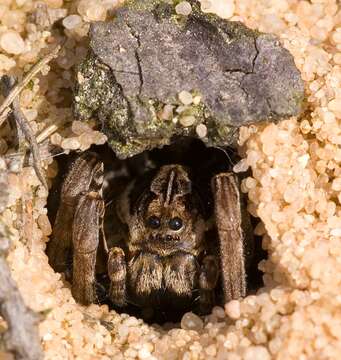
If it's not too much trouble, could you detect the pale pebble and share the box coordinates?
[50,133,62,146]
[61,137,81,150]
[181,312,204,331]
[71,120,92,135]
[175,1,192,16]
[0,31,25,55]
[200,0,235,19]
[180,115,196,127]
[195,124,207,138]
[233,158,249,173]
[193,95,202,105]
[160,104,174,120]
[62,15,82,30]
[225,300,241,319]
[0,54,16,71]
[178,90,193,105]
[78,0,107,21]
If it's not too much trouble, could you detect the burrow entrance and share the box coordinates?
[47,138,266,324]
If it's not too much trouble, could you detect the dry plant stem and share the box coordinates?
[12,96,48,189]
[1,76,48,189]
[0,45,61,126]
[36,124,59,144]
[0,44,62,189]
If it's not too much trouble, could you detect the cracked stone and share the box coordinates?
[73,0,304,159]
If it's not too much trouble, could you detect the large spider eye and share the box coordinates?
[146,216,161,229]
[168,217,183,231]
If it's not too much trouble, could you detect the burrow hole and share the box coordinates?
[47,138,266,324]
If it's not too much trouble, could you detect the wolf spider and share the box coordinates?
[47,145,253,316]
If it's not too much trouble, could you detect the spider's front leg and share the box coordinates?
[211,172,253,303]
[71,155,105,305]
[72,191,104,305]
[47,152,104,273]
[108,247,127,307]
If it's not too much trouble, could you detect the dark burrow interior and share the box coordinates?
[47,138,266,324]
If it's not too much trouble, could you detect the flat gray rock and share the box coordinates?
[74,0,304,159]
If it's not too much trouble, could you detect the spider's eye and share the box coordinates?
[168,217,183,231]
[146,216,161,229]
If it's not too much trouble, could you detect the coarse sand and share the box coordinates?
[1,0,341,359]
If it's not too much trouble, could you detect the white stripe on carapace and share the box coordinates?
[164,169,176,207]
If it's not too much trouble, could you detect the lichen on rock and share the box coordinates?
[74,0,304,159]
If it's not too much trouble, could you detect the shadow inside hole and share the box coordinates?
[47,139,266,324]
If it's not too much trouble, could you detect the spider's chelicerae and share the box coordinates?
[47,142,254,319]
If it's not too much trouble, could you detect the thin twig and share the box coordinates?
[36,124,58,144]
[1,76,48,189]
[0,45,61,126]
[13,96,48,189]
[4,148,68,162]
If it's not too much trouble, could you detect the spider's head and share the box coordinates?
[128,165,206,256]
